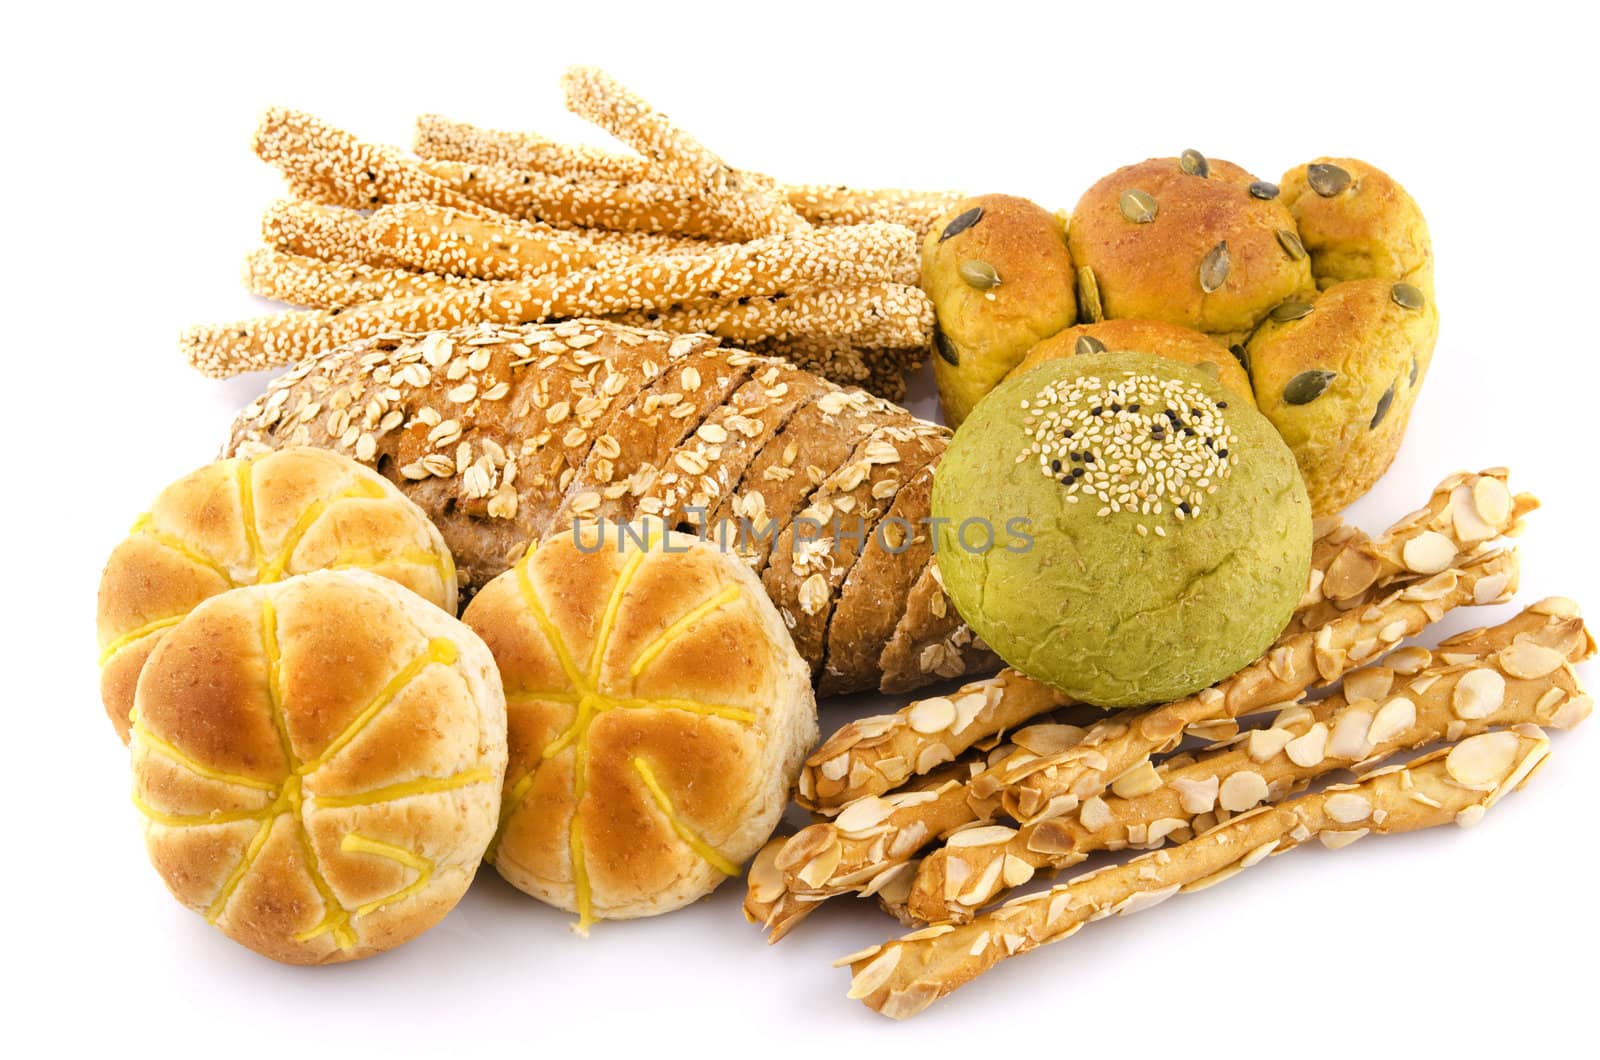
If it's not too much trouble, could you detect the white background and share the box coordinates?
[5,2,1596,1055]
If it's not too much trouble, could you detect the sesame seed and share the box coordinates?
[1020,370,1238,526]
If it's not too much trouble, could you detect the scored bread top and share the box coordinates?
[462,520,816,925]
[130,569,506,965]
[227,320,988,694]
[97,447,456,741]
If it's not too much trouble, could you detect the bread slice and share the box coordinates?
[878,556,998,694]
[821,459,937,694]
[764,418,945,677]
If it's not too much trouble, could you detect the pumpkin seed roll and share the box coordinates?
[920,194,1078,427]
[1066,154,1314,339]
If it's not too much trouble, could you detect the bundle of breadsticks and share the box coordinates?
[181,67,963,400]
[743,468,1596,1017]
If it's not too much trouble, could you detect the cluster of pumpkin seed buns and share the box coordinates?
[920,154,1436,515]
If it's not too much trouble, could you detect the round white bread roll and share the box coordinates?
[463,518,817,929]
[129,569,506,965]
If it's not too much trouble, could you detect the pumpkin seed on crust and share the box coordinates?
[1269,300,1315,323]
[1249,181,1280,200]
[1180,149,1209,178]
[1075,334,1107,356]
[1199,241,1230,293]
[1119,189,1158,223]
[1276,228,1308,261]
[1391,282,1425,310]
[1307,163,1351,197]
[940,207,983,242]
[1284,369,1337,405]
[1370,382,1396,428]
[1077,266,1103,322]
[960,259,1000,290]
[934,328,960,366]
[1229,343,1251,375]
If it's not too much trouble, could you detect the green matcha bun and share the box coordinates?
[932,350,1312,707]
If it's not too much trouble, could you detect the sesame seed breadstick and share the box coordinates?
[741,336,872,390]
[261,199,381,264]
[613,283,936,350]
[782,184,967,232]
[417,159,747,239]
[242,247,478,309]
[415,114,966,230]
[994,546,1522,824]
[907,599,1593,923]
[183,222,920,378]
[845,727,1555,1018]
[364,202,601,281]
[253,107,489,215]
[579,227,721,259]
[560,65,807,240]
[416,112,655,183]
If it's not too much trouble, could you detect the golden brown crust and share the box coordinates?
[821,461,938,695]
[130,570,505,964]
[97,448,456,742]
[463,522,815,926]
[921,194,1077,426]
[1067,157,1312,335]
[1248,279,1438,514]
[1010,318,1255,407]
[1280,157,1432,291]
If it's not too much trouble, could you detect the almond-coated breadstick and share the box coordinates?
[777,725,1085,902]
[797,670,1074,811]
[907,599,1592,923]
[182,222,920,378]
[846,727,1554,1018]
[799,481,1518,815]
[780,546,1519,917]
[995,546,1522,823]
